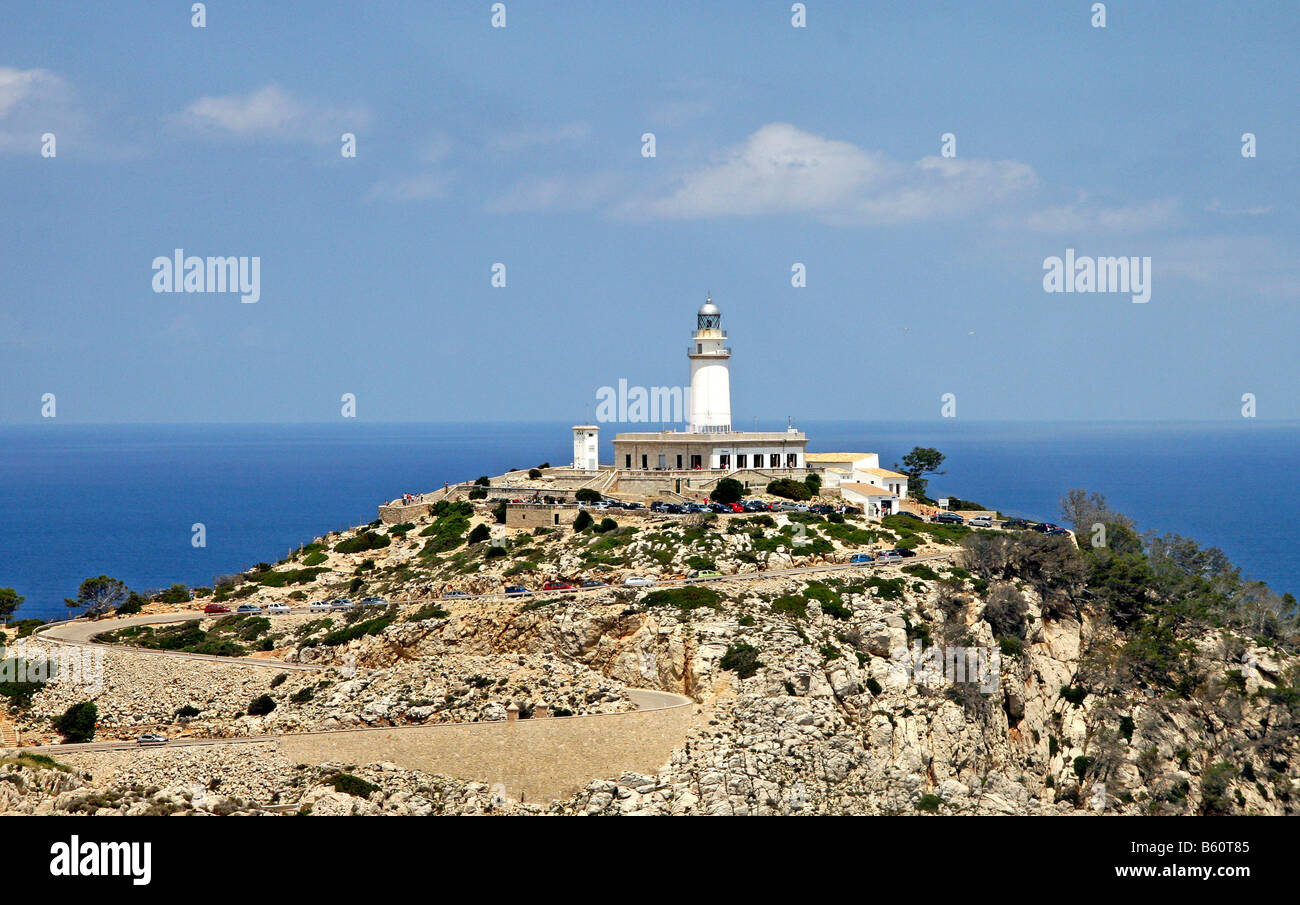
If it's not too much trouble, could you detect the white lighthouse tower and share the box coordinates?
[687,296,732,433]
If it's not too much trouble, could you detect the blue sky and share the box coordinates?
[1,0,1296,423]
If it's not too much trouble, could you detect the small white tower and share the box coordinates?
[572,425,599,470]
[688,296,732,433]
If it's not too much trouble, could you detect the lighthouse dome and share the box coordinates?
[698,299,719,317]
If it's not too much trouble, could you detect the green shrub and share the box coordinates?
[468,523,491,544]
[575,488,602,503]
[334,531,391,555]
[594,517,618,534]
[767,479,811,501]
[176,704,200,719]
[302,551,327,567]
[641,586,720,611]
[771,595,808,619]
[573,510,594,532]
[327,772,379,798]
[720,642,762,679]
[54,702,97,743]
[156,584,191,603]
[915,794,942,812]
[319,614,394,646]
[712,478,744,504]
[247,694,276,716]
[484,545,507,560]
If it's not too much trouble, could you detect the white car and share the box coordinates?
[136,733,168,746]
[968,516,993,528]
[622,576,656,587]
[876,552,903,564]
[308,600,332,613]
[267,602,291,615]
[330,598,355,611]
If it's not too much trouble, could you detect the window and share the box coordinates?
[786,453,797,467]
[691,454,702,469]
[553,514,559,525]
[641,454,648,469]
[625,454,631,468]
[737,454,747,468]
[676,454,683,469]
[719,454,730,469]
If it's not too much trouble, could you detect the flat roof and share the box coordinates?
[614,431,806,442]
[862,467,908,479]
[840,483,898,497]
[805,452,874,462]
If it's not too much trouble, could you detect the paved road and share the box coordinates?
[3,689,695,756]
[33,551,955,668]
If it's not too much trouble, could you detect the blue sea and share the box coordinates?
[1,421,1296,623]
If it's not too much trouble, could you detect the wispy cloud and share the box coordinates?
[619,123,1037,224]
[1023,196,1179,233]
[1206,199,1273,217]
[175,84,368,143]
[0,66,84,154]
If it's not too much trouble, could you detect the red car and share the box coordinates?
[727,502,745,513]
[203,603,230,614]
[541,581,574,591]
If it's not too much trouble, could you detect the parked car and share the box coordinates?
[1031,522,1058,533]
[892,547,918,558]
[688,569,722,579]
[708,503,730,513]
[235,603,263,614]
[136,733,168,746]
[360,596,387,607]
[622,576,656,587]
[504,585,531,596]
[892,511,924,521]
[726,502,745,513]
[684,503,708,514]
[579,579,607,588]
[267,602,291,615]
[932,512,965,524]
[839,506,863,515]
[649,501,666,511]
[1002,518,1032,530]
[1045,527,1071,537]
[542,581,574,591]
[848,553,874,565]
[203,603,230,614]
[877,552,904,563]
[968,516,993,527]
[329,598,354,611]
[811,504,836,515]
[308,600,332,612]
[624,502,644,510]
[442,590,471,598]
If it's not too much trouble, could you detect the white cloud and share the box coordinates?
[176,84,368,143]
[624,123,1036,224]
[1024,196,1179,233]
[1206,200,1273,216]
[0,66,83,154]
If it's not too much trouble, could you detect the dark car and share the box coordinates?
[932,512,965,524]
[1001,518,1032,530]
[1031,522,1059,533]
[504,585,531,596]
[811,504,836,515]
[1045,527,1071,537]
[442,590,471,598]
[579,579,607,588]
[892,511,924,522]
[650,501,666,512]
[892,547,918,558]
[839,505,863,515]
[708,503,729,513]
